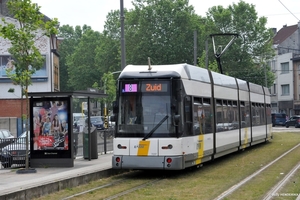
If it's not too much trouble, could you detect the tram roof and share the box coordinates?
[119,64,269,95]
[119,63,189,79]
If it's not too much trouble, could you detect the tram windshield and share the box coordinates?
[116,80,176,137]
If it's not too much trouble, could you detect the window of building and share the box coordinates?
[53,54,59,91]
[281,84,289,95]
[273,83,276,94]
[0,55,47,82]
[280,62,289,74]
[271,103,277,108]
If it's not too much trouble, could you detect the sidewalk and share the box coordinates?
[0,153,122,200]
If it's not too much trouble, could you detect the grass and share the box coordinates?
[35,132,300,200]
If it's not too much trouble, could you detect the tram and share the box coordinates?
[111,63,272,170]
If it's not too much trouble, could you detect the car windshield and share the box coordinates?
[90,117,102,123]
[274,114,286,118]
[17,131,30,144]
[2,130,13,138]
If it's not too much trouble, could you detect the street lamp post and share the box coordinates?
[104,71,121,128]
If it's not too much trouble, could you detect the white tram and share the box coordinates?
[111,63,272,170]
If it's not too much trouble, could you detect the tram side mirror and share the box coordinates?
[173,114,180,125]
[171,98,178,112]
[112,101,118,114]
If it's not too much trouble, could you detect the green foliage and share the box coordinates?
[205,0,275,86]
[59,0,276,105]
[66,27,102,90]
[0,0,58,170]
[125,0,203,65]
[57,25,83,91]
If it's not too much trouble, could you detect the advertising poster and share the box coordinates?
[0,55,47,81]
[31,98,70,151]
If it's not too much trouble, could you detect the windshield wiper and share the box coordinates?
[142,115,168,140]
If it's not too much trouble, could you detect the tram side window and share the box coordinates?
[216,99,224,132]
[193,98,204,135]
[193,97,212,135]
[258,103,266,125]
[266,104,271,124]
[260,103,265,125]
[240,101,247,128]
[245,101,250,127]
[203,98,213,133]
[216,99,238,132]
[231,101,240,129]
[184,96,193,136]
[252,103,262,126]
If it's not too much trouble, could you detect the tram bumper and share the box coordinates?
[112,155,184,170]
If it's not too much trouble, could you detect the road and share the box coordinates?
[272,126,300,132]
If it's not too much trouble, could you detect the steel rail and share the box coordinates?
[214,143,300,200]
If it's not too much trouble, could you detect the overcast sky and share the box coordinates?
[31,0,300,32]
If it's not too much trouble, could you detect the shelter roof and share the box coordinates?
[28,91,107,99]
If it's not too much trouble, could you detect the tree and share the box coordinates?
[0,0,58,170]
[92,72,117,116]
[66,26,102,90]
[126,0,203,65]
[100,0,205,66]
[58,25,84,91]
[204,1,275,86]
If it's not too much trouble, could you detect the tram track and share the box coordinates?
[103,178,163,200]
[61,179,125,200]
[263,162,300,200]
[59,171,166,200]
[214,143,300,200]
[35,132,300,200]
[60,143,300,200]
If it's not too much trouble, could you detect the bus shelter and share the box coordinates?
[28,90,107,167]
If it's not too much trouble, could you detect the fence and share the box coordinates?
[0,129,113,169]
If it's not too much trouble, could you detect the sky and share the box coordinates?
[31,0,300,33]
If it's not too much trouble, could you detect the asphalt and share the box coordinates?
[0,153,124,200]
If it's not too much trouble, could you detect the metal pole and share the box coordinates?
[194,30,197,66]
[87,97,91,161]
[120,0,126,70]
[264,64,267,87]
[205,39,208,69]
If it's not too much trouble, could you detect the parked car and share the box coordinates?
[90,116,104,130]
[285,115,300,128]
[231,121,247,129]
[0,129,15,150]
[1,131,29,168]
[0,129,14,139]
[216,123,234,132]
[271,113,286,127]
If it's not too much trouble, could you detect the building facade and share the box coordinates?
[270,22,300,116]
[0,0,59,118]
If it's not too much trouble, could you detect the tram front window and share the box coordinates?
[117,93,175,137]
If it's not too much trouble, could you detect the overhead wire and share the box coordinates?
[278,0,300,21]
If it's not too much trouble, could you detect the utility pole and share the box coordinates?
[120,0,126,70]
[194,30,197,66]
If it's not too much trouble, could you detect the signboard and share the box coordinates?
[30,97,71,160]
[82,102,87,111]
[122,81,169,93]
